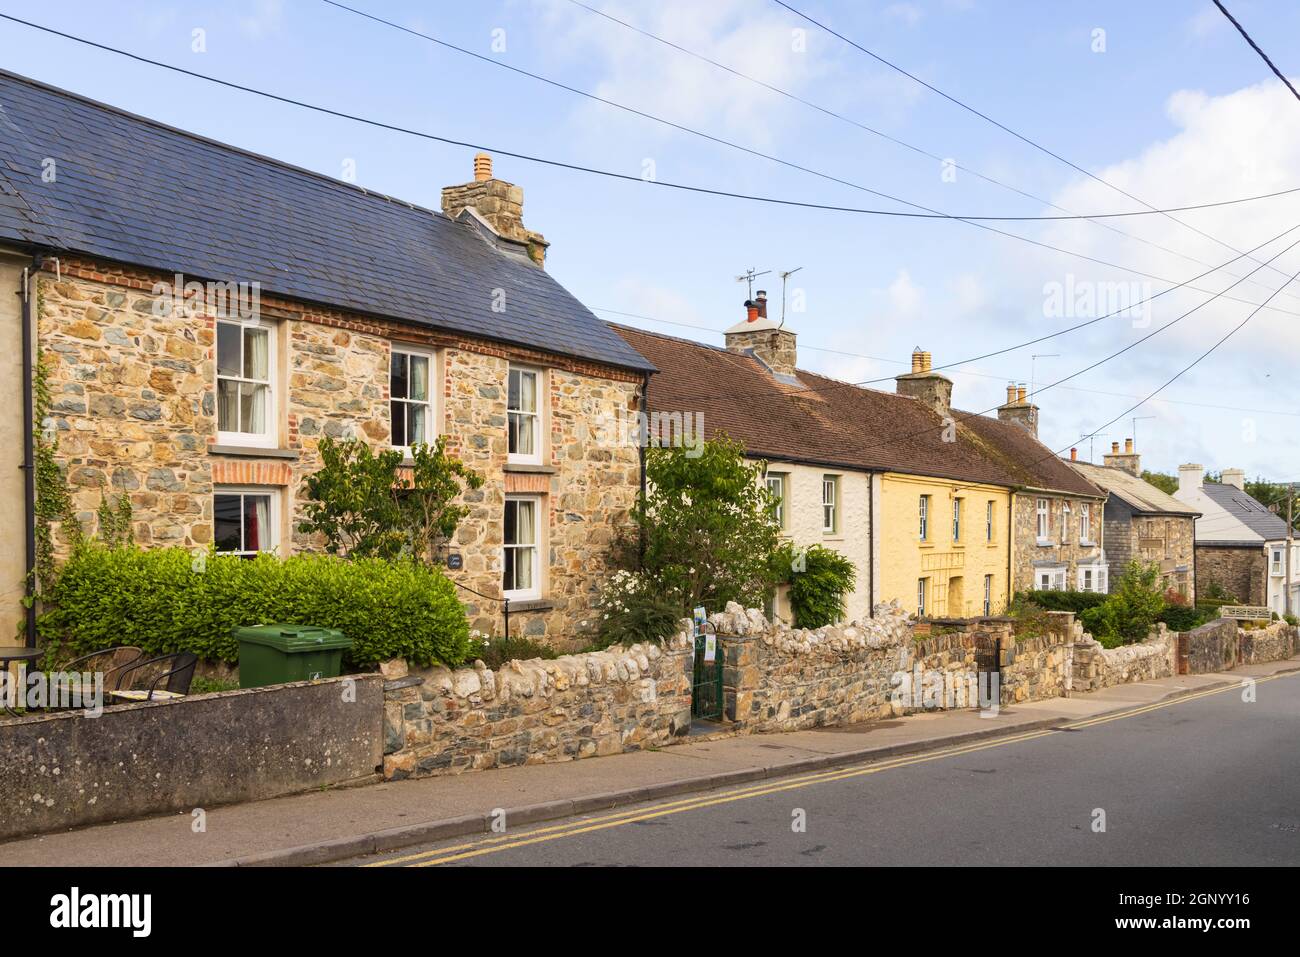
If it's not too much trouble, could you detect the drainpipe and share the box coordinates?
[638,372,649,567]
[868,472,876,618]
[19,260,37,647]
[1007,489,1017,611]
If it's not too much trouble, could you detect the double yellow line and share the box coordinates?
[367,671,1292,867]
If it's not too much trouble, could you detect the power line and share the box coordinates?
[593,306,1300,419]
[671,228,1300,467]
[1214,0,1300,103]
[317,1,1300,224]
[609,220,1300,405]
[561,0,1298,307]
[6,12,1300,325]
[772,0,1300,301]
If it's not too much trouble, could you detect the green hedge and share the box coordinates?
[1013,590,1110,615]
[785,544,857,628]
[41,545,471,668]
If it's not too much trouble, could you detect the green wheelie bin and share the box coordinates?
[235,624,352,688]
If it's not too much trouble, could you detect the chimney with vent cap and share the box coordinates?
[724,290,798,378]
[997,379,1039,437]
[894,347,953,418]
[1104,437,1141,476]
[442,152,549,266]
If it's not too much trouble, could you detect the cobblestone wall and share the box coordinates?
[712,602,988,732]
[1237,621,1298,665]
[381,638,693,779]
[1073,624,1176,692]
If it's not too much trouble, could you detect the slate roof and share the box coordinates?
[1068,460,1200,516]
[1200,482,1288,541]
[614,324,1104,496]
[0,69,652,373]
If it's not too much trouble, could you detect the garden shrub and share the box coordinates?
[1013,589,1109,615]
[1076,562,1166,648]
[41,544,471,668]
[590,569,683,649]
[1157,604,1213,633]
[779,543,856,628]
[466,634,559,670]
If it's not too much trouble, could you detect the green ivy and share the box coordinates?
[778,543,857,628]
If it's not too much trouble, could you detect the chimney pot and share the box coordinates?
[1006,382,1017,405]
[1070,448,1078,461]
[755,290,768,318]
[1016,384,1027,404]
[911,348,924,374]
[473,152,493,182]
[745,301,759,323]
[1125,437,1134,454]
[1111,441,1120,454]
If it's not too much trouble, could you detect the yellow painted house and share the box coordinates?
[876,472,1013,619]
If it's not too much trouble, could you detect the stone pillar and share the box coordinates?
[719,634,759,727]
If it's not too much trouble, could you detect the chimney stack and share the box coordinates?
[1104,437,1141,477]
[442,153,549,266]
[895,347,953,418]
[997,379,1039,437]
[724,294,798,379]
[1178,463,1205,493]
[1222,467,1246,490]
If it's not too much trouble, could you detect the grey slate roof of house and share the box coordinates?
[0,69,652,373]
[1068,460,1200,516]
[1199,482,1289,541]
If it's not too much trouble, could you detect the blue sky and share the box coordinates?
[3,0,1299,479]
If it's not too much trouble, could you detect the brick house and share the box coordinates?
[1174,464,1296,614]
[614,303,1107,621]
[1068,442,1199,599]
[0,70,654,646]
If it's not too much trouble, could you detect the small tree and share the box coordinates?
[298,435,481,563]
[777,543,857,628]
[632,433,783,613]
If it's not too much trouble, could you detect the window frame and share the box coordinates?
[822,475,839,535]
[919,494,930,541]
[215,317,278,448]
[952,498,962,542]
[983,574,992,616]
[765,472,788,529]
[503,494,542,601]
[1079,502,1092,543]
[390,344,437,453]
[917,577,928,617]
[213,485,280,558]
[986,500,994,542]
[1036,498,1050,542]
[507,365,543,465]
[1272,548,1284,575]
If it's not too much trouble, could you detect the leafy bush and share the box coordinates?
[1013,589,1109,615]
[298,435,482,563]
[1157,604,1212,633]
[630,435,784,614]
[778,543,856,628]
[1077,562,1166,647]
[41,544,471,668]
[590,569,683,649]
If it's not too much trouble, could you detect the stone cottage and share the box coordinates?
[1068,441,1199,599]
[0,70,654,646]
[995,385,1109,594]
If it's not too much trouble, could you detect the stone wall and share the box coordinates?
[1237,620,1298,665]
[999,628,1073,703]
[381,638,693,778]
[1178,619,1238,675]
[0,675,383,842]
[712,602,990,732]
[1073,625,1176,693]
[1196,545,1267,607]
[35,256,641,644]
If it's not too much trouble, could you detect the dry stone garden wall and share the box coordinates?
[381,638,693,779]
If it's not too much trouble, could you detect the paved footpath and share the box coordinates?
[3,658,1295,866]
